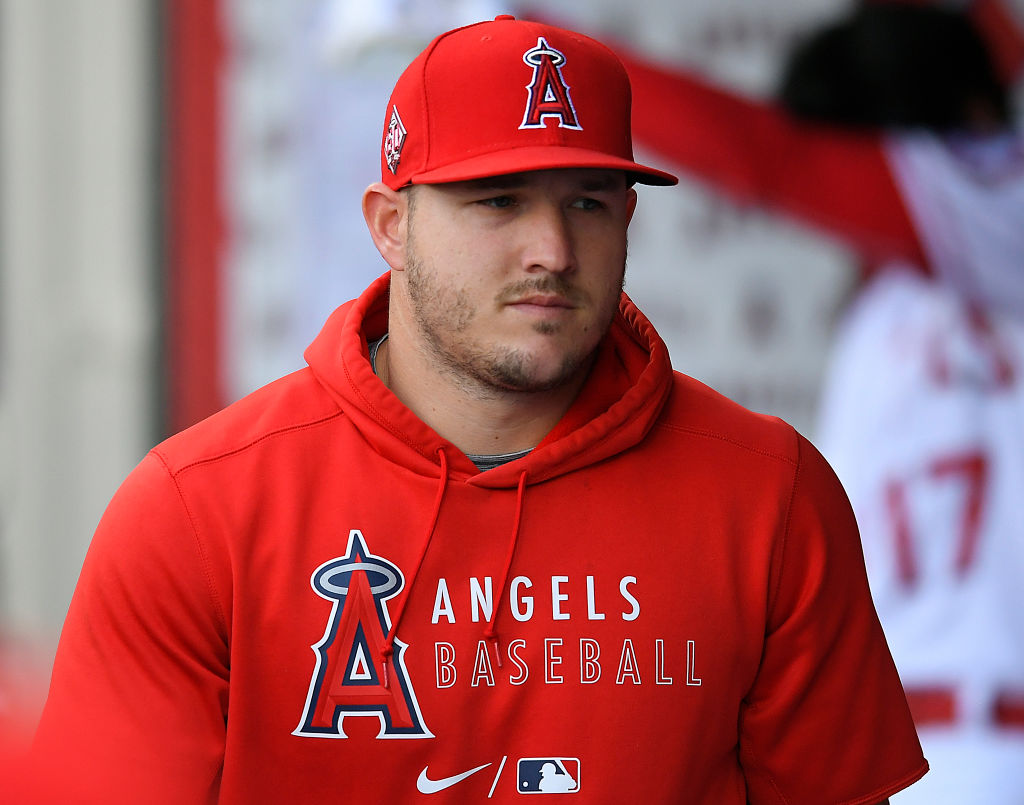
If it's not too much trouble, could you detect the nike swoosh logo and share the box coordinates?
[416,763,492,794]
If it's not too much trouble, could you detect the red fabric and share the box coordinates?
[30,276,925,803]
[165,0,228,434]
[994,690,1024,728]
[971,0,1024,83]
[905,686,958,725]
[902,686,1024,728]
[622,49,929,273]
[380,18,676,188]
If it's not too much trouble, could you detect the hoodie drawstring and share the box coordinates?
[484,470,528,669]
[379,455,528,685]
[381,448,450,688]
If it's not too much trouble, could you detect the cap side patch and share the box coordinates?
[384,106,407,175]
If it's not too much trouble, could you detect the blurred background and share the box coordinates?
[1,0,1022,774]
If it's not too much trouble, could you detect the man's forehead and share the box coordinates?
[430,168,628,193]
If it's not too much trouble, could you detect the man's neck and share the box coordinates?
[375,336,589,456]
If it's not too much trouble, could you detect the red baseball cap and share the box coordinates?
[379,15,678,188]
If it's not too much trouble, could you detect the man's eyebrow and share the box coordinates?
[577,174,622,192]
[458,174,527,192]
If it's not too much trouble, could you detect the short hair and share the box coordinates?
[778,3,1011,130]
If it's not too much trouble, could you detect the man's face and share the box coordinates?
[396,168,637,394]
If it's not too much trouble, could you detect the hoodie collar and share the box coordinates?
[304,271,674,487]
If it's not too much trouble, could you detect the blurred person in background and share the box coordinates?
[620,1,1024,802]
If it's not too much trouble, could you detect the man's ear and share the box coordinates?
[362,182,408,270]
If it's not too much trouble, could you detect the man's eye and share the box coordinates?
[480,196,515,209]
[572,197,603,211]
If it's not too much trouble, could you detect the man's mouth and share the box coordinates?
[509,294,575,309]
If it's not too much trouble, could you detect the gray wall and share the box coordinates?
[0,0,157,655]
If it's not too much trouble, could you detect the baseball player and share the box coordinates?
[621,2,1024,802]
[29,16,925,804]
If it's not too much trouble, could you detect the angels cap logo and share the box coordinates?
[520,37,581,131]
[384,105,407,174]
[294,530,431,739]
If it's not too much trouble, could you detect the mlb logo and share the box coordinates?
[517,758,580,794]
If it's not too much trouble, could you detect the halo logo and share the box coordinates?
[520,37,581,131]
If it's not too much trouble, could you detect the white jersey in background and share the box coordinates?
[817,131,1024,805]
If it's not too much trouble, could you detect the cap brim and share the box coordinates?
[405,146,678,187]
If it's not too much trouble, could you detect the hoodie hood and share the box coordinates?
[304,272,674,487]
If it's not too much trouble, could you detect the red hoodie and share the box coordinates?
[30,273,925,803]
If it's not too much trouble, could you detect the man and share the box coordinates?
[30,15,925,804]
[621,2,1024,802]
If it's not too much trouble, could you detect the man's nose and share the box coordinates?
[521,204,577,274]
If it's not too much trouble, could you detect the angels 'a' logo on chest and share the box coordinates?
[294,530,432,739]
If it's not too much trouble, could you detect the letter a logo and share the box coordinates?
[520,37,582,131]
[294,530,432,739]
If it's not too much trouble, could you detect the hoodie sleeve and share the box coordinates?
[30,452,229,805]
[622,49,928,271]
[738,433,927,804]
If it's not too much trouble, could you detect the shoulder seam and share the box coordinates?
[736,427,801,801]
[769,429,803,621]
[656,421,797,465]
[156,409,346,477]
[149,450,230,638]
